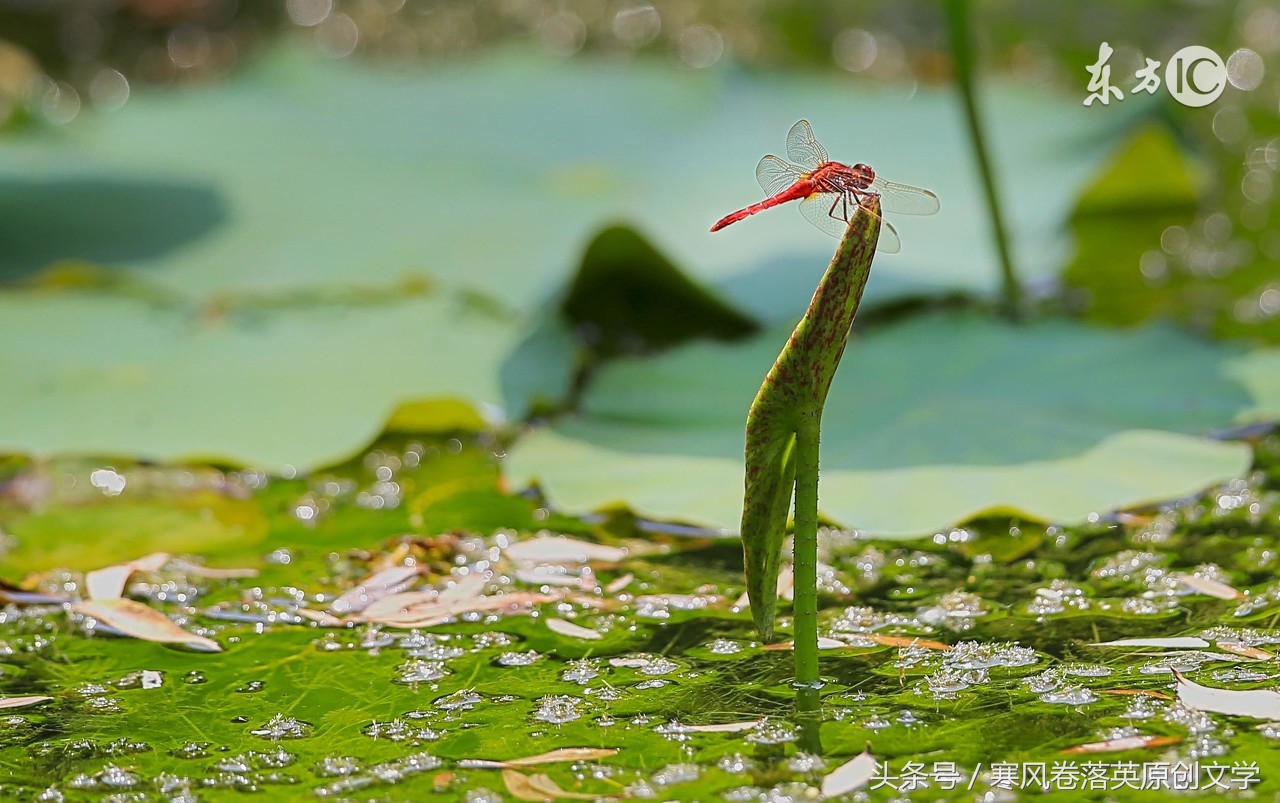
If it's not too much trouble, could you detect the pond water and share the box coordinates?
[0,431,1276,800]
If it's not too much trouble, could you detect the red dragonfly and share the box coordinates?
[710,120,939,253]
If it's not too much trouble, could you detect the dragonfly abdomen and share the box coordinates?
[709,181,814,232]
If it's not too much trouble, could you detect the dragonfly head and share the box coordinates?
[850,163,876,190]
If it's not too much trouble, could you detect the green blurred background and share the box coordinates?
[1,0,1277,534]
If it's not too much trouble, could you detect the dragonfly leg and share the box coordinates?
[826,193,843,221]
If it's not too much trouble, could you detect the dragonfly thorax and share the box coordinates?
[847,163,876,190]
[814,161,876,193]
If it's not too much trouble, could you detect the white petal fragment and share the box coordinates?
[0,696,53,710]
[461,747,619,769]
[1175,671,1280,719]
[546,618,603,640]
[1063,734,1182,754]
[74,598,221,652]
[821,749,877,798]
[1174,573,1243,600]
[85,552,170,601]
[504,536,629,566]
[1091,637,1211,649]
[681,720,760,733]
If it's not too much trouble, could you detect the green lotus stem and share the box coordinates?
[792,409,821,686]
[740,197,881,693]
[944,0,1022,319]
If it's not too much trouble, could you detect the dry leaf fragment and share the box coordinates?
[634,593,720,610]
[295,608,345,627]
[504,536,628,566]
[1115,512,1153,526]
[0,578,69,605]
[869,634,951,651]
[735,564,796,607]
[608,656,650,668]
[821,749,877,798]
[604,573,633,594]
[461,747,619,769]
[330,565,420,614]
[546,618,602,641]
[526,773,606,801]
[0,696,52,710]
[775,565,796,602]
[516,568,584,588]
[74,599,221,652]
[85,552,170,601]
[361,591,555,629]
[1091,637,1210,649]
[359,590,439,622]
[1175,670,1280,718]
[1216,642,1275,660]
[1100,689,1173,700]
[1174,573,1243,600]
[1063,734,1182,754]
[679,720,760,733]
[503,769,551,802]
[170,559,258,580]
[762,637,849,651]
[437,571,490,603]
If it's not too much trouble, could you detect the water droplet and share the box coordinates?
[496,650,542,667]
[315,756,362,777]
[362,719,440,743]
[924,667,979,696]
[716,753,755,774]
[612,3,660,48]
[651,762,701,787]
[916,591,988,632]
[83,697,122,714]
[1227,48,1265,90]
[677,25,724,69]
[433,689,482,711]
[104,737,150,756]
[172,742,211,759]
[97,764,140,788]
[249,713,312,740]
[1062,663,1113,678]
[706,638,742,655]
[532,695,584,725]
[744,719,797,745]
[1038,685,1098,705]
[395,659,449,684]
[562,659,600,685]
[786,752,825,773]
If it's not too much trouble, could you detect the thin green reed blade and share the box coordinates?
[741,197,881,647]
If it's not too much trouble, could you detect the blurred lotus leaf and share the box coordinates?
[0,291,567,471]
[0,47,1139,469]
[507,312,1260,536]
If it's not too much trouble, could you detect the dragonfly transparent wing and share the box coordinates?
[797,192,901,253]
[869,178,940,216]
[756,154,808,197]
[785,120,829,169]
